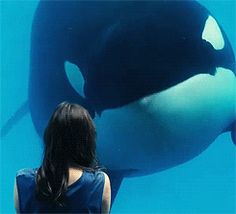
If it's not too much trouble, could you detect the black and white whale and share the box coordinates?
[2,0,235,204]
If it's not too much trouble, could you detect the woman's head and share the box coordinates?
[44,101,97,168]
[36,101,98,206]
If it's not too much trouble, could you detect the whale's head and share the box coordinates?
[30,0,235,173]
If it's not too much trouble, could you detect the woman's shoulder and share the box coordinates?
[83,168,107,181]
[86,168,106,175]
[16,168,38,178]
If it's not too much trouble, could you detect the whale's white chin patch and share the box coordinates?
[202,16,225,50]
[94,67,235,170]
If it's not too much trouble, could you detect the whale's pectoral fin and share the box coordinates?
[1,100,29,138]
[106,170,126,206]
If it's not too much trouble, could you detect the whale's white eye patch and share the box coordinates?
[202,15,225,50]
[64,61,85,98]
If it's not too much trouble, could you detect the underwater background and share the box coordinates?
[1,0,235,213]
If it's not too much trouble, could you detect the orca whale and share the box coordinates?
[2,0,235,204]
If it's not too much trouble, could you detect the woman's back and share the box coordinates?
[16,168,106,213]
[14,102,111,213]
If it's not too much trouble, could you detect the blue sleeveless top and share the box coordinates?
[16,168,105,213]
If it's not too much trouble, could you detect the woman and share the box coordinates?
[14,102,111,213]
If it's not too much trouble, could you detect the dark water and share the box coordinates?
[1,0,235,213]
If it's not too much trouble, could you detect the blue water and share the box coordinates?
[1,1,235,213]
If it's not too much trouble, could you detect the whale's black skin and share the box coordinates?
[29,0,235,137]
[28,0,235,205]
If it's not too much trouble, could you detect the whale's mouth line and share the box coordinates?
[65,60,225,117]
[90,66,236,119]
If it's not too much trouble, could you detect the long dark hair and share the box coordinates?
[36,101,99,206]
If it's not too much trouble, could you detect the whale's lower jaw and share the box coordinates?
[95,68,236,175]
[97,135,217,177]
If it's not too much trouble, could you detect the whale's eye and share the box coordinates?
[64,61,85,98]
[202,15,225,50]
